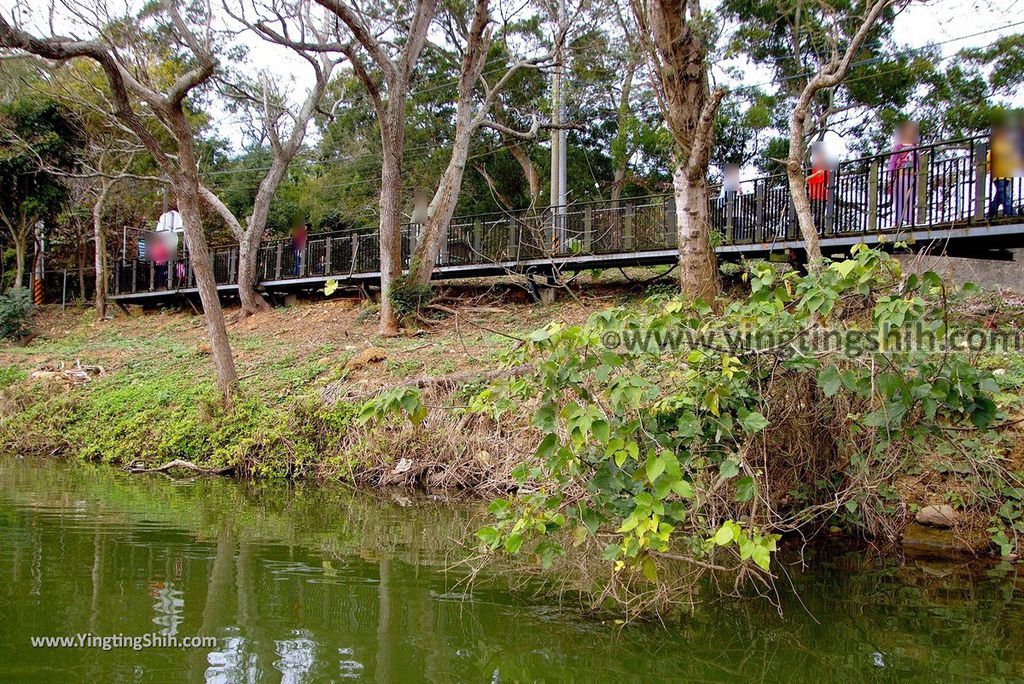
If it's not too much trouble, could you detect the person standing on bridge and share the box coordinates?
[720,164,743,236]
[987,122,1020,219]
[289,220,307,277]
[807,142,833,233]
[887,122,920,229]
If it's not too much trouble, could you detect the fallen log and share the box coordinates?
[125,459,234,476]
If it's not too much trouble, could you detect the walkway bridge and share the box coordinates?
[108,134,1024,304]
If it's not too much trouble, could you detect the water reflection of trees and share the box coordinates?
[1,459,1023,682]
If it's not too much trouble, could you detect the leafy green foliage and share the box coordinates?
[0,98,79,217]
[0,364,27,388]
[358,386,427,426]
[0,97,80,283]
[387,276,433,318]
[460,247,1010,590]
[0,287,33,340]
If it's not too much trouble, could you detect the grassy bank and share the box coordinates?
[0,290,580,481]
[3,256,1024,613]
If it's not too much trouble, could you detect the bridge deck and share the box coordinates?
[109,135,1024,304]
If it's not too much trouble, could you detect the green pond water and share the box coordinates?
[1,457,1023,683]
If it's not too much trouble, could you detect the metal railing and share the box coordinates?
[108,134,1022,297]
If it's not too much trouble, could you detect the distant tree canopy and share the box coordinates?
[1,0,1021,280]
[0,96,81,286]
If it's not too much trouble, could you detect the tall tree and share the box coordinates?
[406,0,558,286]
[784,0,903,267]
[313,0,439,334]
[0,1,239,396]
[34,59,155,320]
[203,0,346,316]
[631,0,724,302]
[0,98,76,288]
[911,35,1024,143]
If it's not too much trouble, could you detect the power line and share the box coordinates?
[200,141,444,177]
[204,20,1024,180]
[586,24,1020,121]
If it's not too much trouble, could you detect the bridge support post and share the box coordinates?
[665,196,677,248]
[974,141,989,223]
[508,218,517,260]
[473,219,483,257]
[867,161,879,233]
[131,260,137,294]
[325,236,332,274]
[916,151,930,226]
[274,243,283,280]
[725,192,735,243]
[149,261,155,291]
[824,170,836,234]
[787,199,796,240]
[350,234,359,272]
[754,183,764,242]
[228,248,237,284]
[623,204,634,251]
[583,206,593,251]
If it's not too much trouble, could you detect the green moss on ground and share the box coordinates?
[0,297,591,479]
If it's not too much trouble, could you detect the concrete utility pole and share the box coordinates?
[550,0,567,251]
[33,220,45,305]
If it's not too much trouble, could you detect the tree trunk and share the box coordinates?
[380,129,403,335]
[786,157,823,267]
[177,184,238,396]
[314,0,439,334]
[783,0,893,271]
[313,0,440,333]
[409,119,474,285]
[610,58,635,215]
[208,62,331,317]
[200,185,271,317]
[236,236,266,316]
[235,212,270,318]
[77,239,86,304]
[0,11,237,398]
[13,234,26,289]
[787,100,823,267]
[673,162,719,302]
[611,168,627,206]
[610,168,626,251]
[508,144,541,203]
[636,0,723,302]
[165,102,238,396]
[92,184,109,320]
[238,164,289,316]
[406,0,490,285]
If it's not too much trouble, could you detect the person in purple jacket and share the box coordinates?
[887,122,920,228]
